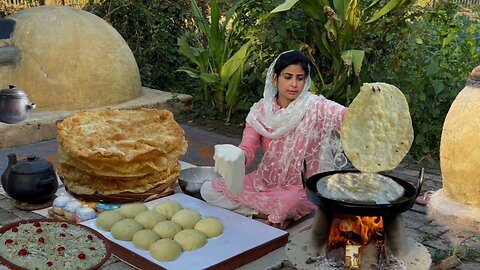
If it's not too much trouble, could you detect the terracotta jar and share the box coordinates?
[440,66,480,207]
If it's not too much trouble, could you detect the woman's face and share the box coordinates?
[274,64,306,108]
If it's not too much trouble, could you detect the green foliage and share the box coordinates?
[83,0,195,92]
[0,1,38,17]
[366,1,480,159]
[266,0,413,105]
[177,0,254,121]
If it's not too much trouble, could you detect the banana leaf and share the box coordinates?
[341,50,364,77]
[226,68,243,105]
[178,36,205,69]
[220,41,251,87]
[333,0,349,21]
[299,0,328,22]
[210,0,223,66]
[177,67,200,79]
[366,0,402,24]
[190,0,210,36]
[270,0,300,13]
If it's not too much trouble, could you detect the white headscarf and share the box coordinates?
[245,50,318,139]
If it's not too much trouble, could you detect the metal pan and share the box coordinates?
[303,168,424,216]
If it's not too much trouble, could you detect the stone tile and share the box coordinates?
[403,211,433,230]
[441,230,476,247]
[456,261,480,270]
[424,236,456,251]
[418,220,450,236]
[410,204,427,214]
[463,235,480,250]
[405,227,429,242]
[0,207,21,226]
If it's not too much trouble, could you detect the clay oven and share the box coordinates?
[429,66,480,232]
[0,6,142,111]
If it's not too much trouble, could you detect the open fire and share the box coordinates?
[328,214,384,269]
[328,214,383,249]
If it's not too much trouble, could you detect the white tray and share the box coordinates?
[82,193,288,270]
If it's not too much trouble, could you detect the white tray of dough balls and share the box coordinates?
[82,193,288,270]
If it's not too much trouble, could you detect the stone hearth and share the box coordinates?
[287,228,431,270]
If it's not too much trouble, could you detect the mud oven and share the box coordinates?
[288,169,432,270]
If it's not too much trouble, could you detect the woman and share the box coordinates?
[200,50,348,229]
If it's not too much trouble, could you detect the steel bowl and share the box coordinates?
[178,166,221,200]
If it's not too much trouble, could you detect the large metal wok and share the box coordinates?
[303,168,424,216]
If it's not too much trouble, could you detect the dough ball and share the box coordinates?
[153,200,183,219]
[171,209,201,229]
[96,210,125,231]
[119,203,148,218]
[150,239,183,262]
[194,217,224,238]
[111,219,144,241]
[134,210,167,229]
[132,229,160,250]
[174,229,207,251]
[152,220,183,239]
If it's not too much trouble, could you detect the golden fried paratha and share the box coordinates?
[340,83,414,173]
[57,108,187,162]
[60,162,180,195]
[58,146,186,178]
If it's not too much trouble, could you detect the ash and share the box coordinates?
[378,254,407,270]
[304,248,407,270]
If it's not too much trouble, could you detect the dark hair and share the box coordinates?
[273,51,310,77]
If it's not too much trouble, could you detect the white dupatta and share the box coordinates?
[245,51,347,191]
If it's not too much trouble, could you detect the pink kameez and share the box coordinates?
[211,98,347,224]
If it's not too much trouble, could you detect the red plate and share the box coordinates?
[0,218,111,270]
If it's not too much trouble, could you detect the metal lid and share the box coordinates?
[0,84,27,98]
[11,155,54,175]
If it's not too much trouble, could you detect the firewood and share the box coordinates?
[360,243,379,270]
[434,255,461,270]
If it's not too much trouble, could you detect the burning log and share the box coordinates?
[359,243,380,270]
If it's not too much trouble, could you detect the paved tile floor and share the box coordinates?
[0,114,479,269]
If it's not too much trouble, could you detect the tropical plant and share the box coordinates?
[266,0,413,105]
[367,1,480,159]
[177,0,253,121]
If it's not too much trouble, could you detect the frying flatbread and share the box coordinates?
[340,83,414,173]
[317,172,404,203]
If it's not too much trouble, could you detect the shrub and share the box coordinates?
[83,0,198,92]
[366,2,480,160]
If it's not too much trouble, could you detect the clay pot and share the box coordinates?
[1,153,57,203]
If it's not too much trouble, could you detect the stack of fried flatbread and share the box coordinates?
[57,108,188,196]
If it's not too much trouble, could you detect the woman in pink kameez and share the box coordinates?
[200,51,348,229]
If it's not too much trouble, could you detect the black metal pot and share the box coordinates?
[303,169,424,216]
[0,85,36,124]
[1,154,58,203]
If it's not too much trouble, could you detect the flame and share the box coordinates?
[328,214,383,248]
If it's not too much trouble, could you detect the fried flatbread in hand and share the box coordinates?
[340,82,414,173]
